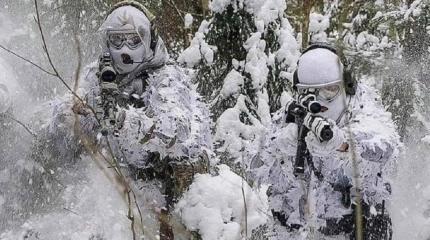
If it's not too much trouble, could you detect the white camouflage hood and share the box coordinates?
[99,4,168,74]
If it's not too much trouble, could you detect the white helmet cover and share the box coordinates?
[297,48,343,87]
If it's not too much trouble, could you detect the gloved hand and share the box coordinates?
[0,84,11,114]
[303,113,333,142]
[284,99,298,123]
[72,101,90,116]
[305,117,346,157]
[297,92,321,113]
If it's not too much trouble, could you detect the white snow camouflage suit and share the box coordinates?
[38,3,211,181]
[253,83,401,239]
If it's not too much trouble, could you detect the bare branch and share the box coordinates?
[63,207,80,216]
[241,177,248,237]
[0,44,56,77]
[164,0,185,22]
[33,0,84,103]
[2,113,37,138]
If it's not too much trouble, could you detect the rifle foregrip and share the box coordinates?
[320,126,333,141]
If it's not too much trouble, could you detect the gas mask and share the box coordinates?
[107,29,145,74]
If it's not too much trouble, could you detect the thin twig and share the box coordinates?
[33,0,84,103]
[0,44,56,77]
[2,114,37,138]
[342,93,363,240]
[63,207,80,216]
[240,144,248,238]
[72,33,82,94]
[241,177,248,237]
[105,138,145,237]
[164,0,185,22]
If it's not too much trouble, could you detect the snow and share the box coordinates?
[118,66,212,162]
[215,95,266,164]
[0,12,28,43]
[175,164,269,240]
[209,0,287,26]
[309,13,330,42]
[421,135,430,144]
[220,69,244,98]
[245,0,286,26]
[392,144,430,240]
[0,160,133,240]
[0,57,21,113]
[0,195,4,209]
[257,91,271,126]
[209,0,234,13]
[296,48,342,86]
[184,13,193,29]
[244,33,269,89]
[276,19,300,70]
[178,25,215,67]
[404,0,422,20]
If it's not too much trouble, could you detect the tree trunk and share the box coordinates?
[302,0,313,49]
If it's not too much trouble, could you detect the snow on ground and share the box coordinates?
[392,144,430,240]
[175,164,269,240]
[0,158,133,240]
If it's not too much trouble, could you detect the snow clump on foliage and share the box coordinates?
[175,164,269,240]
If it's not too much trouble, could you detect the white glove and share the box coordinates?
[305,118,346,157]
[0,84,11,114]
[303,113,332,142]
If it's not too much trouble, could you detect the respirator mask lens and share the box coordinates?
[124,33,142,48]
[107,31,142,49]
[296,84,341,102]
[318,85,340,102]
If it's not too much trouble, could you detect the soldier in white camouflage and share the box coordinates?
[254,43,400,239]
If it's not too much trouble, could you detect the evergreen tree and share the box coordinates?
[179,0,300,169]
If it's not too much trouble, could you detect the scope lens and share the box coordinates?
[101,70,116,82]
[308,101,321,113]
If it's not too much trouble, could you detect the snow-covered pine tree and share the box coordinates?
[179,0,299,170]
[381,0,430,142]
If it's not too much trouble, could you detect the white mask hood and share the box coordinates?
[296,48,347,123]
[317,87,347,123]
[99,5,168,74]
[297,48,343,87]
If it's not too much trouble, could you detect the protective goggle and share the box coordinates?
[296,83,342,102]
[107,30,143,50]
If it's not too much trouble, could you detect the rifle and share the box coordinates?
[285,93,333,177]
[96,52,121,137]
